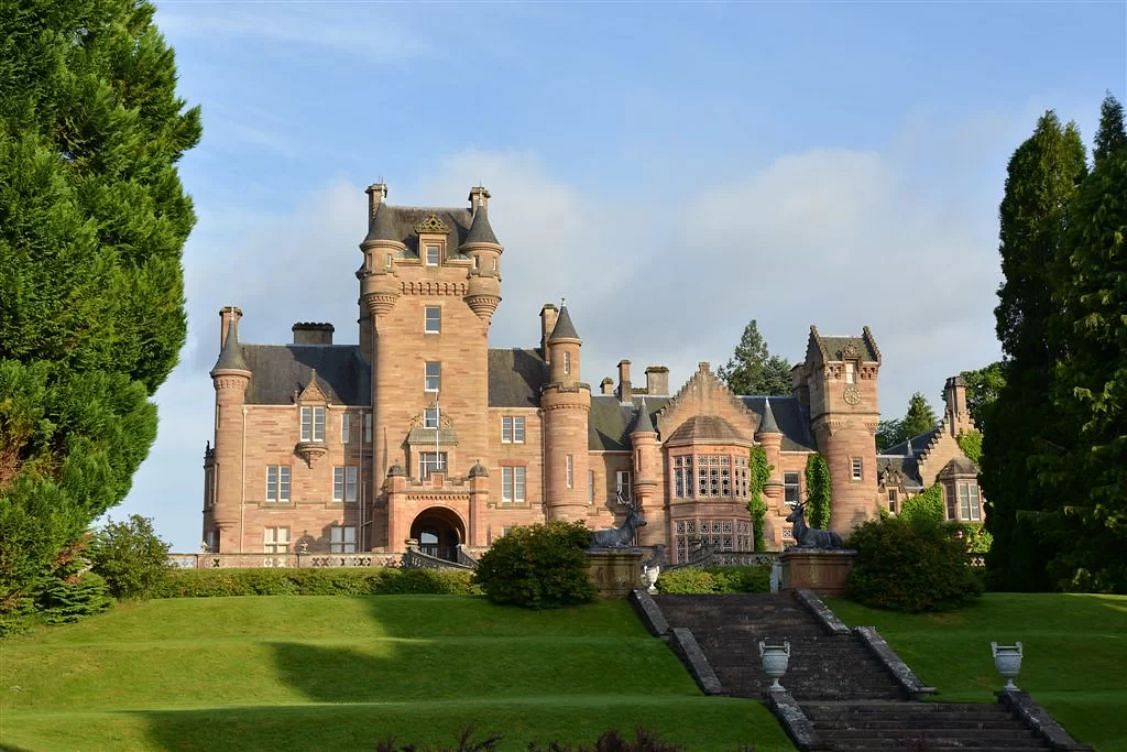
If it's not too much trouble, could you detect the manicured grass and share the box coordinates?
[826,593,1127,752]
[1,595,795,751]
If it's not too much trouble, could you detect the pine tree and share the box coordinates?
[981,111,1086,591]
[717,320,792,396]
[804,454,831,529]
[1040,95,1127,592]
[901,393,937,439]
[0,1,200,613]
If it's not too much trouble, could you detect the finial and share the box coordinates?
[561,296,567,308]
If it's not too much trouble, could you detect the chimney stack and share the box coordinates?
[219,305,243,349]
[600,377,614,395]
[944,375,970,432]
[617,360,632,401]
[645,366,669,396]
[539,304,559,359]
[365,182,388,223]
[292,322,335,346]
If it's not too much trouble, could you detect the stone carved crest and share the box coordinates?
[414,214,450,234]
[842,343,860,360]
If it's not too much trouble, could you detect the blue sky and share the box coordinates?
[122,1,1125,550]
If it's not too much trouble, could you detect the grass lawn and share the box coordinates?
[826,593,1127,752]
[0,595,795,751]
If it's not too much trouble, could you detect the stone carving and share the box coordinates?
[591,493,646,548]
[414,214,450,234]
[784,501,843,549]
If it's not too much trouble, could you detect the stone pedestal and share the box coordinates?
[779,548,857,597]
[586,549,644,599]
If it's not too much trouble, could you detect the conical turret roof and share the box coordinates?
[758,397,781,435]
[462,203,500,246]
[548,305,580,342]
[631,398,656,434]
[211,327,249,374]
[364,204,399,244]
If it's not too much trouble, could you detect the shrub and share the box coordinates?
[846,516,982,612]
[38,572,112,624]
[656,566,771,594]
[375,727,704,752]
[89,515,171,599]
[899,484,945,526]
[473,521,596,609]
[153,567,476,598]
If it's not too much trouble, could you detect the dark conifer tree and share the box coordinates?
[0,1,200,612]
[717,320,792,396]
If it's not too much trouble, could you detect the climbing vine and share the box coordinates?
[804,453,831,529]
[747,445,771,551]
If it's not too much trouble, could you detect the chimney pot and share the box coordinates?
[644,366,670,396]
[539,304,559,358]
[617,360,632,402]
[600,377,614,395]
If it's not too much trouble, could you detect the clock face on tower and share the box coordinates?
[843,385,861,405]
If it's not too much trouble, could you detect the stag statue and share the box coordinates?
[785,500,843,550]
[591,493,646,548]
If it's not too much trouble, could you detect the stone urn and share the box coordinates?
[758,640,791,690]
[643,565,660,595]
[991,641,1023,690]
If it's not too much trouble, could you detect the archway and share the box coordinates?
[409,507,466,561]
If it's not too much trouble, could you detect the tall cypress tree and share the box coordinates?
[1040,96,1127,591]
[981,112,1086,591]
[0,1,200,613]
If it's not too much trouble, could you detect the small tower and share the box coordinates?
[541,304,591,522]
[461,186,503,324]
[630,399,664,546]
[208,306,251,553]
[755,398,786,549]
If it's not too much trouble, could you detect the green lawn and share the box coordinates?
[826,593,1127,752]
[0,595,795,751]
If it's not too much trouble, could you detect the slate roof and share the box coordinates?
[883,428,940,458]
[487,348,547,407]
[740,396,816,451]
[631,398,656,433]
[667,415,745,444]
[462,204,500,246]
[211,330,249,374]
[757,397,781,435]
[876,455,924,489]
[589,396,668,451]
[817,335,880,362]
[241,345,370,405]
[363,205,475,259]
[549,306,580,341]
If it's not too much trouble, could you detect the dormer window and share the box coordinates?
[425,244,440,266]
[300,406,325,442]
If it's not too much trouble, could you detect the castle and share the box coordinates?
[203,184,982,561]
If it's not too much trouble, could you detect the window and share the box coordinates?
[674,519,752,562]
[588,470,595,504]
[300,406,325,442]
[266,465,291,502]
[205,529,219,552]
[385,253,393,270]
[501,416,525,443]
[615,470,632,502]
[419,451,447,480]
[263,527,290,554]
[784,472,801,507]
[888,489,899,514]
[673,455,694,498]
[204,465,216,508]
[492,257,498,271]
[425,244,440,265]
[851,457,863,481]
[473,256,480,269]
[696,455,731,497]
[501,466,526,504]
[563,351,571,375]
[845,362,856,384]
[566,454,574,488]
[423,406,439,429]
[364,413,372,442]
[958,481,981,521]
[424,362,441,392]
[330,526,357,554]
[424,306,441,333]
[945,486,957,520]
[333,466,358,502]
[340,413,350,444]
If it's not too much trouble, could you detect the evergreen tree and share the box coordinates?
[804,454,831,529]
[981,111,1086,591]
[875,419,905,452]
[902,393,938,439]
[0,1,199,614]
[1040,95,1127,592]
[717,320,792,396]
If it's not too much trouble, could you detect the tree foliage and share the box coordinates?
[956,430,983,466]
[804,453,831,529]
[89,515,172,599]
[0,1,199,613]
[876,392,938,451]
[747,445,770,551]
[473,522,596,609]
[899,484,944,526]
[959,363,1006,430]
[717,320,792,396]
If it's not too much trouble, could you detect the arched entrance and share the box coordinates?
[409,507,466,561]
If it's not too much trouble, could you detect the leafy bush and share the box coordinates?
[89,515,171,599]
[473,521,595,609]
[846,516,982,612]
[375,727,713,752]
[154,567,476,598]
[656,566,771,594]
[899,484,945,526]
[38,572,112,624]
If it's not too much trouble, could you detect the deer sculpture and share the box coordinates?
[784,500,843,549]
[591,493,647,548]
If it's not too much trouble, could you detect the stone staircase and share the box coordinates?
[647,592,1065,752]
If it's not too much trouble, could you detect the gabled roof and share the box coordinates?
[883,428,940,458]
[876,455,924,489]
[241,345,370,405]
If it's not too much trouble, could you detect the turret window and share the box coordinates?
[588,471,595,503]
[300,406,325,442]
[851,457,863,480]
[266,465,291,503]
[425,244,440,266]
[424,362,441,392]
[566,454,574,488]
[424,306,441,333]
[563,351,571,375]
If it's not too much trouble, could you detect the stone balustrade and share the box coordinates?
[168,552,401,569]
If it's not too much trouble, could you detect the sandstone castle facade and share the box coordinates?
[203,184,982,561]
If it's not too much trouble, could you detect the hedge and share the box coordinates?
[656,565,771,594]
[153,567,477,598]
